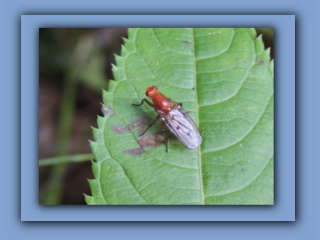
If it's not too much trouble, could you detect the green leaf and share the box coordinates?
[87,28,274,205]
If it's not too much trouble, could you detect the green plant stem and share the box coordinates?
[41,71,77,205]
[39,154,94,166]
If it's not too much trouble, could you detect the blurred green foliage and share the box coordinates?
[39,28,127,205]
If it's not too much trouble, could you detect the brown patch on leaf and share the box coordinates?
[138,133,165,148]
[182,40,192,45]
[123,147,145,155]
[123,121,165,155]
[113,117,149,135]
[101,103,114,116]
[112,125,128,133]
[255,60,264,65]
[127,117,149,133]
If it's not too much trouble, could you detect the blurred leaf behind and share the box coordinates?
[39,28,127,204]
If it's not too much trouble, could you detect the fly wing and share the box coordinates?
[163,106,202,149]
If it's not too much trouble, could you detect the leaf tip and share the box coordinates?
[256,34,263,40]
[121,44,128,55]
[100,103,114,116]
[248,28,257,39]
[265,47,271,54]
[111,63,118,72]
[84,193,95,205]
[114,54,123,67]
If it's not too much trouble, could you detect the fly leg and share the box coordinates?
[139,115,160,136]
[162,121,169,153]
[132,99,154,108]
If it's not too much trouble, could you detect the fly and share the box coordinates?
[133,86,202,152]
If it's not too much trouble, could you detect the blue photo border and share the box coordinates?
[21,15,294,221]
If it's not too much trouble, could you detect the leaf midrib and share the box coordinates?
[191,28,205,205]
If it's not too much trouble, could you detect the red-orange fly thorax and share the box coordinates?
[146,86,172,113]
